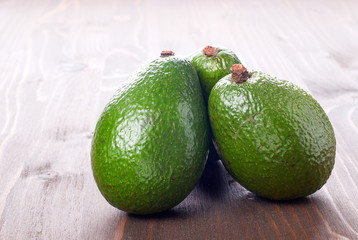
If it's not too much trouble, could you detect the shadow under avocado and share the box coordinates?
[252,194,313,206]
[196,160,228,200]
[128,208,189,220]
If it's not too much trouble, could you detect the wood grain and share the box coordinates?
[0,0,357,239]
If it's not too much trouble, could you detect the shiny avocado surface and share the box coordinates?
[190,46,241,162]
[209,70,336,200]
[91,56,210,214]
[189,46,241,101]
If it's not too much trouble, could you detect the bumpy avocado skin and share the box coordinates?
[189,46,241,101]
[91,56,210,214]
[209,72,336,200]
[189,46,241,162]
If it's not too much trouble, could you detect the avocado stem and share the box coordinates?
[160,50,175,57]
[203,46,218,57]
[231,64,249,83]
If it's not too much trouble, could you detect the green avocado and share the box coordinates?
[209,64,336,200]
[91,52,210,214]
[189,45,241,101]
[189,46,241,162]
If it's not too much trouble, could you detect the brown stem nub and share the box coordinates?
[203,46,218,57]
[160,50,175,57]
[231,64,249,83]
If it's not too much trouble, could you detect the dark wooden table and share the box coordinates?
[1,0,357,239]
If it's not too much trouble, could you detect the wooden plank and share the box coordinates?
[0,0,357,239]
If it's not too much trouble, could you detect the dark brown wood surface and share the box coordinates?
[1,0,358,239]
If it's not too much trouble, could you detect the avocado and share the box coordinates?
[189,45,241,101]
[209,64,336,200]
[189,46,241,162]
[91,51,210,214]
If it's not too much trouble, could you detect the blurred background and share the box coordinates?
[2,0,357,108]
